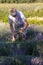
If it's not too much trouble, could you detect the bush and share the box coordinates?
[0,28,43,56]
[27,19,43,25]
[0,10,8,23]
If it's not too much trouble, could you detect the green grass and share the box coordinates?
[0,3,43,23]
[27,19,43,25]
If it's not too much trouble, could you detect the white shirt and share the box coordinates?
[8,11,26,31]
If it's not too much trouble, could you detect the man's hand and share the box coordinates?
[19,28,23,33]
[21,20,28,31]
[19,21,28,33]
[12,36,16,42]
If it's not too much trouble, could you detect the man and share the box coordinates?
[8,8,28,42]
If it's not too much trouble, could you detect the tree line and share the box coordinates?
[0,0,43,3]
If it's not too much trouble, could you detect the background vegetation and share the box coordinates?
[0,3,43,25]
[0,0,43,3]
[0,3,43,65]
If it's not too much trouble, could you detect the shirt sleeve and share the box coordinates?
[19,11,26,22]
[8,15,15,24]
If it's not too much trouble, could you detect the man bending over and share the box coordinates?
[8,8,28,42]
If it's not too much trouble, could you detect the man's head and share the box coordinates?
[10,8,17,17]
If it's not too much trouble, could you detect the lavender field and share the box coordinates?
[0,23,43,65]
[0,3,43,65]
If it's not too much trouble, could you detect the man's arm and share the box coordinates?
[9,23,14,35]
[8,18,16,41]
[20,20,28,30]
[22,20,28,31]
[9,23,16,42]
[8,15,16,36]
[8,15,16,42]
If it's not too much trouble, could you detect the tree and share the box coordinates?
[13,0,15,3]
[0,0,43,3]
[2,0,5,3]
[5,0,7,2]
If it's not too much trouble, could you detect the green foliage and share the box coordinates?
[0,3,43,23]
[0,8,43,23]
[2,17,8,23]
[0,0,43,3]
[23,9,43,17]
[27,19,43,25]
[0,9,8,22]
